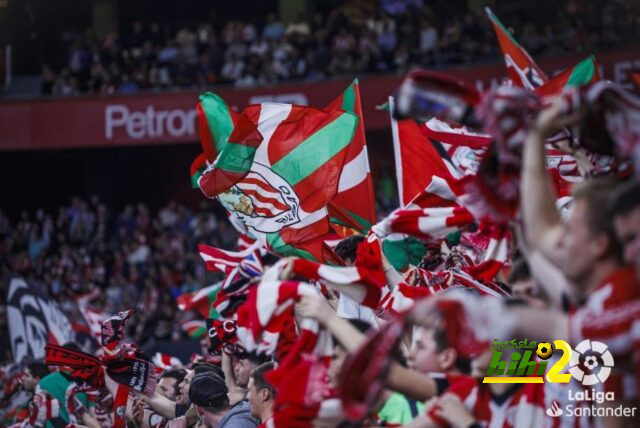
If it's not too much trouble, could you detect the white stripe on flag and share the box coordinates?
[191,283,221,302]
[317,265,362,284]
[236,181,283,201]
[289,207,328,229]
[254,103,293,167]
[389,97,405,206]
[338,147,370,192]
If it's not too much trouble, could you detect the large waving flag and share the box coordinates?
[197,102,358,261]
[177,283,221,319]
[191,93,240,187]
[325,80,376,234]
[390,99,458,207]
[485,7,547,90]
[536,55,601,96]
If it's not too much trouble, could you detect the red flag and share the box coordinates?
[485,7,547,90]
[325,80,377,233]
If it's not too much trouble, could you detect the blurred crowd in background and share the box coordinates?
[41,1,640,95]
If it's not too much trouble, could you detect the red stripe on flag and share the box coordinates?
[197,103,218,162]
[236,186,290,212]
[266,107,345,166]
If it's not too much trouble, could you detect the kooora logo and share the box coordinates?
[569,339,614,386]
[546,400,563,417]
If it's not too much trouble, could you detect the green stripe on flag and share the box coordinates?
[330,217,350,227]
[382,236,426,271]
[200,93,235,153]
[189,326,206,339]
[271,112,358,186]
[191,165,206,188]
[215,142,257,174]
[567,56,596,87]
[344,208,372,231]
[267,233,318,261]
[341,81,357,112]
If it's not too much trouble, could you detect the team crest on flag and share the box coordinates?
[218,163,301,234]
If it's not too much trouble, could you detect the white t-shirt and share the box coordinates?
[337,294,378,326]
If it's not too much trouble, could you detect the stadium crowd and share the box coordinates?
[3,2,640,428]
[0,197,239,362]
[41,0,640,95]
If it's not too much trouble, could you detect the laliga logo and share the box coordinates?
[569,339,614,386]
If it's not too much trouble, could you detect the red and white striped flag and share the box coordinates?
[152,352,183,371]
[198,241,262,274]
[76,292,110,342]
[372,206,474,241]
[264,318,333,428]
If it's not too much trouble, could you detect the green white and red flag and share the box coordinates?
[181,320,207,339]
[324,80,377,234]
[485,7,547,90]
[197,102,358,262]
[390,97,462,208]
[190,92,239,187]
[536,56,601,97]
[176,283,221,319]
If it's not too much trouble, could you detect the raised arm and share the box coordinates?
[521,100,568,260]
[298,295,440,401]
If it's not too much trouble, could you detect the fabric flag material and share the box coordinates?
[190,153,208,189]
[289,236,387,308]
[198,241,262,275]
[485,7,547,90]
[265,319,334,428]
[390,98,458,207]
[101,309,132,348]
[191,92,239,188]
[152,353,183,371]
[198,102,358,262]
[76,292,110,343]
[377,282,433,315]
[182,320,207,339]
[197,92,239,163]
[7,278,73,363]
[237,233,257,251]
[244,280,318,341]
[536,56,601,97]
[372,206,474,241]
[325,80,376,233]
[381,234,427,272]
[176,283,221,319]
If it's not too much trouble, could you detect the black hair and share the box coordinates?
[250,362,276,397]
[192,362,224,380]
[27,361,50,379]
[508,258,531,288]
[432,327,472,374]
[335,235,365,264]
[611,180,640,219]
[244,353,273,366]
[160,368,187,383]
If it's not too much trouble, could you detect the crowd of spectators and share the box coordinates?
[40,1,640,95]
[0,168,399,366]
[0,196,240,363]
